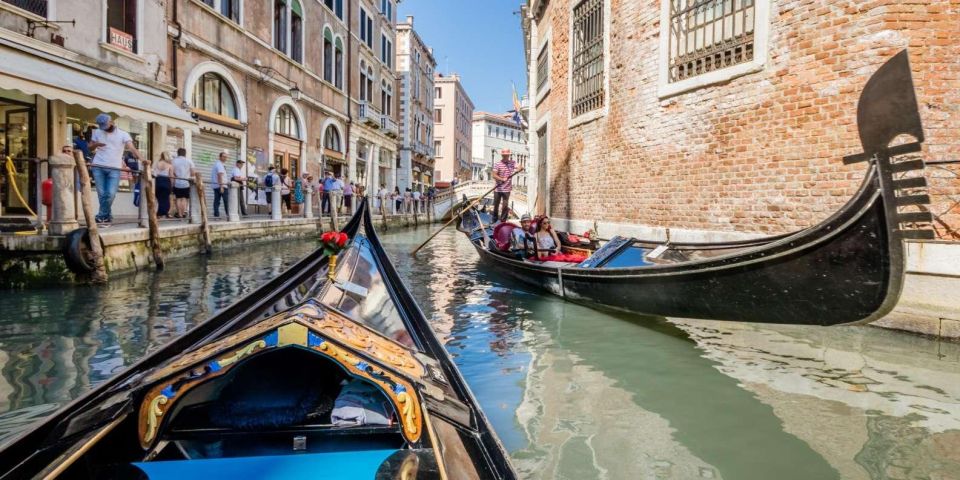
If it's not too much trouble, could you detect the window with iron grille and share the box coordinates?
[668,0,755,83]
[536,42,550,93]
[3,0,47,17]
[571,0,604,118]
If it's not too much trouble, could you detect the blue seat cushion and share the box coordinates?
[133,449,397,480]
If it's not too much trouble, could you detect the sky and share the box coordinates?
[397,0,527,114]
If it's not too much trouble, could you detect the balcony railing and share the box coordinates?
[358,101,382,128]
[381,116,399,138]
[3,0,47,16]
[412,141,434,158]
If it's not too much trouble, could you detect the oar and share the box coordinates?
[410,168,524,256]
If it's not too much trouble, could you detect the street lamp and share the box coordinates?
[290,84,302,102]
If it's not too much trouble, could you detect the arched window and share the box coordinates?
[359,60,368,102]
[191,72,238,119]
[275,105,300,138]
[274,0,303,63]
[380,80,393,116]
[366,65,374,102]
[324,125,341,152]
[334,38,344,89]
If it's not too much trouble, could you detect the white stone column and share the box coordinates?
[370,145,380,209]
[271,188,282,220]
[228,182,240,222]
[48,154,79,235]
[304,186,313,219]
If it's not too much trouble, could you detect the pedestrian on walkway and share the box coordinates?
[264,165,279,208]
[231,159,248,216]
[154,152,173,218]
[393,186,402,213]
[89,113,143,225]
[293,173,305,213]
[211,151,229,218]
[492,149,521,223]
[412,188,422,213]
[343,179,354,213]
[321,171,337,214]
[171,148,194,219]
[279,168,292,214]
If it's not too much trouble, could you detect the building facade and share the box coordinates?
[522,0,958,241]
[432,73,474,184]
[0,0,194,219]
[396,15,436,193]
[471,112,529,189]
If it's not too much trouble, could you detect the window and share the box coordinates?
[323,0,343,19]
[667,0,755,83]
[359,8,373,48]
[366,65,374,102]
[107,0,137,53]
[536,41,550,92]
[434,109,442,123]
[324,125,342,152]
[359,61,368,101]
[434,141,441,156]
[274,0,303,62]
[192,73,238,119]
[323,29,334,83]
[571,0,605,117]
[380,34,393,68]
[381,80,393,116]
[3,0,48,16]
[201,0,239,22]
[275,105,300,138]
[435,87,441,99]
[334,38,344,89]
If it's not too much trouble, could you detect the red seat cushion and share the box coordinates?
[492,223,519,252]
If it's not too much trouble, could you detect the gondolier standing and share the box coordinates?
[492,149,521,223]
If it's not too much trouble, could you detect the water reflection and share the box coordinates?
[0,240,319,444]
[382,227,960,480]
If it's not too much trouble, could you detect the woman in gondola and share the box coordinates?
[534,216,562,259]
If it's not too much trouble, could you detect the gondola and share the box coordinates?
[457,50,933,326]
[0,199,516,480]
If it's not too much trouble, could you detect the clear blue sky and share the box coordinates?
[398,0,527,114]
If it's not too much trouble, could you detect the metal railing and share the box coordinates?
[358,101,382,128]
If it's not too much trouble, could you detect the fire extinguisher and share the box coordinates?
[41,177,53,221]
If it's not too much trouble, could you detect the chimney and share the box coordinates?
[407,15,414,25]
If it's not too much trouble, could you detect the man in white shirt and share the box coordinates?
[211,151,229,218]
[89,113,142,224]
[412,189,422,213]
[230,159,247,216]
[171,148,195,218]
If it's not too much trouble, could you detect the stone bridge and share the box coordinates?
[431,181,529,220]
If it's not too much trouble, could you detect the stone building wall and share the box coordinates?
[529,0,959,240]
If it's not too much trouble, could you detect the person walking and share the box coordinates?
[230,159,248,216]
[88,113,143,225]
[279,168,292,214]
[211,151,229,218]
[293,173,305,213]
[411,188,422,214]
[342,179,354,213]
[171,148,194,219]
[264,165,279,208]
[321,171,337,214]
[154,152,173,218]
[393,186,402,213]
[492,149,522,223]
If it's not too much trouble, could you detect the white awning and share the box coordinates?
[0,39,197,131]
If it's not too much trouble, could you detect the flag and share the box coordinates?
[511,83,524,128]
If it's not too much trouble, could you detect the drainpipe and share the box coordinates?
[344,0,353,179]
[171,0,182,99]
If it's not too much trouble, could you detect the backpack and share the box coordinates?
[264,173,275,188]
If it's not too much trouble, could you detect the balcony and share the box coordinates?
[412,141,434,158]
[381,116,399,138]
[3,0,47,16]
[358,101,381,128]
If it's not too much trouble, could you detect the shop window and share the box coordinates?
[107,0,137,53]
[191,72,238,119]
[324,125,341,152]
[275,105,300,138]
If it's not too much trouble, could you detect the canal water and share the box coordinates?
[1,227,959,479]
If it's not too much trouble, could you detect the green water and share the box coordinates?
[1,226,959,479]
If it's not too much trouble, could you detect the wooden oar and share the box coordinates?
[410,168,524,256]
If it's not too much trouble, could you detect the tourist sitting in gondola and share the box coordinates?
[534,217,562,259]
[510,214,536,258]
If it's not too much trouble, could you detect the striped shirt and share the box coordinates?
[493,160,516,193]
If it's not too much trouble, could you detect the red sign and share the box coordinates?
[109,28,134,52]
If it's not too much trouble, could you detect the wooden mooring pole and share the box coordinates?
[72,151,108,283]
[194,172,212,254]
[141,160,164,269]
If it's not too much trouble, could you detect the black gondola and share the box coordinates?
[457,50,933,327]
[0,200,516,480]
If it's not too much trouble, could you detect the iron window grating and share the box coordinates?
[668,0,755,83]
[571,0,604,117]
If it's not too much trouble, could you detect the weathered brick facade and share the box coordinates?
[526,0,959,240]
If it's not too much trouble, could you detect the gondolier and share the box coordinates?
[492,149,521,223]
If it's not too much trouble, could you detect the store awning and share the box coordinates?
[0,39,197,131]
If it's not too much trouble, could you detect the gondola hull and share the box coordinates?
[458,50,932,327]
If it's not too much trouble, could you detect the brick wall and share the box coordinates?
[534,0,959,239]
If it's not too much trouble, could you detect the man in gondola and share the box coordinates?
[510,214,536,258]
[492,149,522,223]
